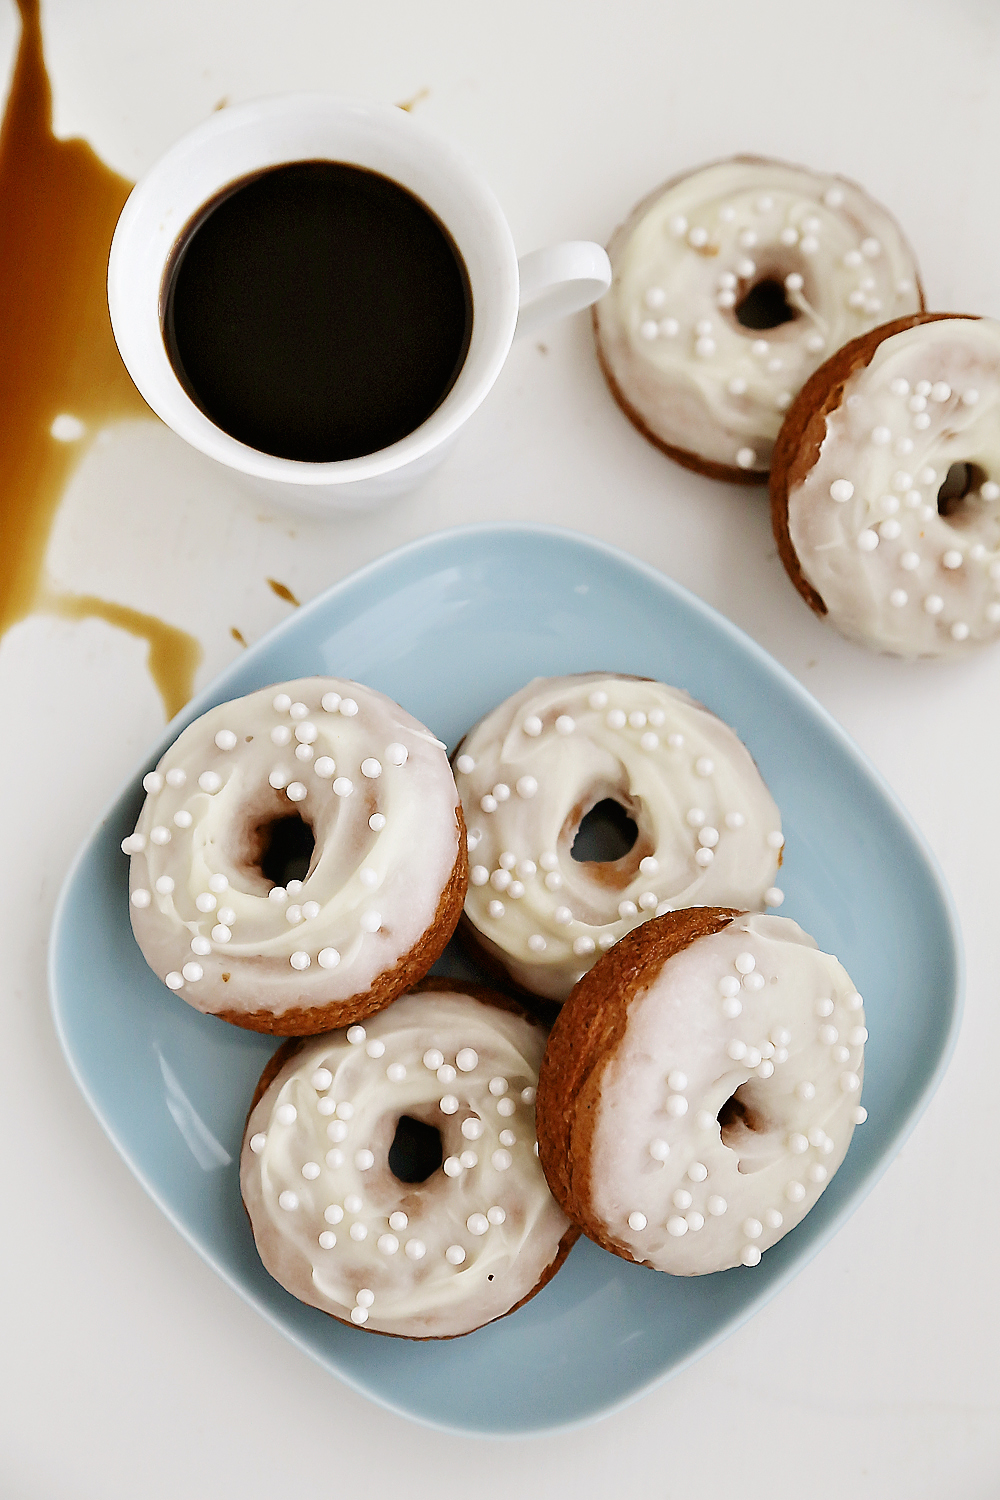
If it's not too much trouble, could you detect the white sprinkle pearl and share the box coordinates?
[360,757,382,778]
[497,1097,516,1117]
[278,1191,298,1211]
[446,1245,466,1265]
[649,1138,670,1161]
[249,1133,266,1153]
[735,952,756,974]
[736,448,756,470]
[440,1095,459,1115]
[830,479,854,503]
[467,1214,489,1236]
[489,1076,508,1095]
[666,1217,688,1237]
[130,889,151,908]
[687,1161,708,1182]
[628,1212,647,1231]
[181,962,203,982]
[741,1245,762,1267]
[708,1195,727,1216]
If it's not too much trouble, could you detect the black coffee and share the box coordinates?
[162,161,473,462]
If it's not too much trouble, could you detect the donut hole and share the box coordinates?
[937,461,988,520]
[718,1082,784,1174]
[571,799,639,863]
[258,813,316,887]
[734,277,797,331]
[387,1115,444,1184]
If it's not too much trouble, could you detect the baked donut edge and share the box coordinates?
[536,905,741,1264]
[769,311,975,619]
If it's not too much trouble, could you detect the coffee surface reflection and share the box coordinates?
[163,160,473,462]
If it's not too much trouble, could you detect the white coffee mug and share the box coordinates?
[108,94,610,514]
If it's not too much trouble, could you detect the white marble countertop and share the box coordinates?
[3,0,999,1493]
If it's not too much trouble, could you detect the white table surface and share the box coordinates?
[4,0,999,1494]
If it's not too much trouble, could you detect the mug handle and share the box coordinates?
[515,241,611,339]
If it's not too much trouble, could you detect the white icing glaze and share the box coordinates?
[240,988,572,1337]
[786,317,1000,657]
[455,675,782,1000]
[589,914,865,1273]
[594,158,921,473]
[125,678,461,1019]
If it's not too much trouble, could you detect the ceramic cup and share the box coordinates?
[108,94,611,514]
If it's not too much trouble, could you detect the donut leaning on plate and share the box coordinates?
[593,155,923,481]
[123,678,467,1033]
[771,312,1000,657]
[240,980,578,1337]
[453,673,784,1002]
[536,908,867,1273]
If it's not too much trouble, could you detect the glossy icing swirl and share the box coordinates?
[786,317,1000,657]
[240,987,574,1337]
[588,914,867,1273]
[124,678,463,1022]
[455,674,783,1000]
[594,157,922,474]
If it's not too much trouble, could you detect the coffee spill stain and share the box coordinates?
[267,578,301,606]
[0,0,201,717]
[230,626,248,647]
[396,88,429,113]
[41,586,201,720]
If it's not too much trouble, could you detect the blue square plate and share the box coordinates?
[49,524,962,1435]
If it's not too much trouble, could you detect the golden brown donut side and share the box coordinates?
[536,906,740,1258]
[769,312,974,617]
[217,803,468,1036]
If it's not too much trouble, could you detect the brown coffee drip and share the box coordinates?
[0,0,200,718]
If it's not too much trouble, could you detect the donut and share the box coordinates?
[536,908,867,1274]
[771,312,1000,657]
[593,155,923,481]
[122,678,467,1033]
[240,981,578,1337]
[453,673,783,1002]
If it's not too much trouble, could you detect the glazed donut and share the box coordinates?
[240,982,577,1337]
[123,678,466,1033]
[537,908,867,1274]
[771,313,1000,657]
[593,156,923,481]
[453,674,783,1002]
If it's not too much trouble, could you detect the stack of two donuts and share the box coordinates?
[593,155,1000,659]
[452,672,867,1279]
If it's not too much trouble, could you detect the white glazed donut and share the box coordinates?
[240,983,577,1337]
[124,678,466,1032]
[593,156,922,480]
[453,674,783,1001]
[537,909,867,1274]
[772,313,1000,657]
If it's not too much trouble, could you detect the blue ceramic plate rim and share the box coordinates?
[49,522,964,1436]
